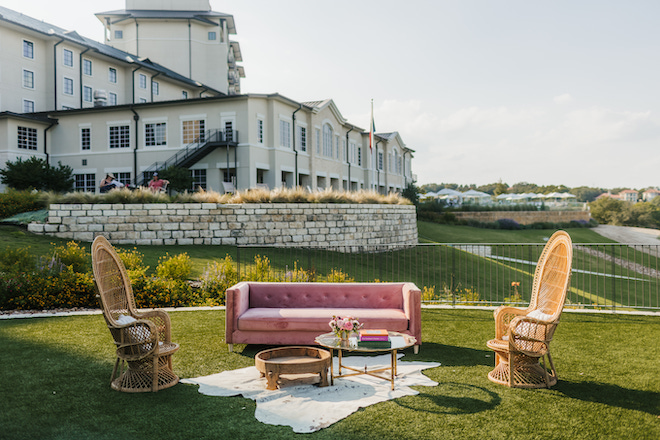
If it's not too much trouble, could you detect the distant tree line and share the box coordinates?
[418,181,642,203]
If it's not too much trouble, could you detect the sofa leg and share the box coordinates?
[228,344,233,353]
[414,345,419,354]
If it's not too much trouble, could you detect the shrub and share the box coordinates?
[281,262,315,282]
[199,256,238,305]
[1,268,96,311]
[324,268,355,283]
[156,253,192,281]
[53,241,90,273]
[0,157,73,192]
[0,189,45,219]
[0,247,35,273]
[496,218,522,230]
[131,276,194,308]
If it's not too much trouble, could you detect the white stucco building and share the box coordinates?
[0,1,414,194]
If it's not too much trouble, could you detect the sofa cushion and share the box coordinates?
[247,283,405,309]
[237,308,409,332]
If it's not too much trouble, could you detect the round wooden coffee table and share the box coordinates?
[255,346,331,390]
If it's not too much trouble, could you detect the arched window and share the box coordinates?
[323,124,333,157]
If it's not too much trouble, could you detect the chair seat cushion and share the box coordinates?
[237,308,409,332]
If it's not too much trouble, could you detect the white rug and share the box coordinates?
[182,354,440,433]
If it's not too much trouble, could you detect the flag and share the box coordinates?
[369,99,375,150]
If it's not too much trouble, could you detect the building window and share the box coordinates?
[81,127,91,150]
[23,40,34,59]
[316,128,321,154]
[378,152,384,171]
[63,77,74,95]
[23,70,34,89]
[224,121,233,142]
[63,49,73,67]
[114,30,123,39]
[358,147,362,166]
[257,119,264,144]
[279,120,291,148]
[83,59,92,76]
[208,31,217,40]
[139,74,147,89]
[17,126,37,150]
[117,172,131,186]
[145,122,167,146]
[109,67,117,83]
[190,169,207,190]
[298,126,307,152]
[336,136,340,159]
[152,81,159,96]
[74,174,96,193]
[182,91,188,99]
[182,120,205,144]
[23,100,35,113]
[109,125,130,149]
[322,125,333,157]
[109,92,117,106]
[83,86,92,103]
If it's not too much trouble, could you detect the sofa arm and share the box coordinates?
[402,282,422,345]
[225,282,251,345]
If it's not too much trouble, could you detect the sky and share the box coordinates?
[2,0,660,189]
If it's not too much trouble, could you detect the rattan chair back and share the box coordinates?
[92,236,137,324]
[529,231,573,321]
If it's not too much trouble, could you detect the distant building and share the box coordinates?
[642,188,660,202]
[598,190,638,202]
[618,189,639,202]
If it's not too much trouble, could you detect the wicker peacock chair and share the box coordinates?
[91,235,179,392]
[486,230,573,388]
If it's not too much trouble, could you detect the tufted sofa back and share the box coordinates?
[248,282,405,309]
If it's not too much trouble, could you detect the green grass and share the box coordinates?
[0,309,658,439]
[417,221,616,244]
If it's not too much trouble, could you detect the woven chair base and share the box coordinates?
[487,354,556,389]
[112,356,179,393]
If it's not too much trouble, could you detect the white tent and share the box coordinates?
[462,189,492,204]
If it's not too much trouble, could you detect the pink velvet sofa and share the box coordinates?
[225,282,422,352]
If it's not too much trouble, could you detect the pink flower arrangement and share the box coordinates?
[329,315,363,339]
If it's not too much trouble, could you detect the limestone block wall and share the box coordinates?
[27,203,418,249]
[452,210,591,225]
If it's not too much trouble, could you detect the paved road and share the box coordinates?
[593,225,660,245]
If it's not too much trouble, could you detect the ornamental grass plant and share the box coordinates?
[33,187,411,206]
[0,309,658,439]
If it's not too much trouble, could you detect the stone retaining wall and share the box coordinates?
[27,203,418,249]
[452,210,591,225]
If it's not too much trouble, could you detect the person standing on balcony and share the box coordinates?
[148,172,169,192]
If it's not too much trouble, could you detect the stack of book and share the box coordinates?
[358,329,391,348]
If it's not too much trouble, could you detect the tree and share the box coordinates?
[570,186,603,203]
[159,165,194,193]
[402,182,420,206]
[589,197,626,225]
[0,157,73,192]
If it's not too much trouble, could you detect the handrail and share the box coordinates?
[136,129,238,186]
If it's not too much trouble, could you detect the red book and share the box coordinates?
[359,329,390,341]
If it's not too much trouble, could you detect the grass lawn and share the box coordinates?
[417,221,616,244]
[1,309,658,439]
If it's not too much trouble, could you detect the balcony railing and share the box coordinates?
[235,242,660,312]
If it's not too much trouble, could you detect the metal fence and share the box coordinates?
[235,243,660,312]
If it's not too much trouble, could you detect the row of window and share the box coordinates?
[77,120,206,150]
